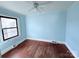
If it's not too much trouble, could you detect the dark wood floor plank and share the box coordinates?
[34,46,46,58]
[2,39,74,58]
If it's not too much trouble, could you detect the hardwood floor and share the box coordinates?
[2,39,74,58]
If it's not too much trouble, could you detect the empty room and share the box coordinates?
[0,1,79,58]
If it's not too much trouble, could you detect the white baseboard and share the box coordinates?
[65,43,77,58]
[27,38,65,44]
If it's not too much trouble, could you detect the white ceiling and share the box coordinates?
[0,1,75,15]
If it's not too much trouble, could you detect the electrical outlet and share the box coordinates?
[13,45,17,48]
[52,41,59,44]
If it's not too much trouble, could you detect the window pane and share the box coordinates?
[3,28,18,39]
[1,17,17,28]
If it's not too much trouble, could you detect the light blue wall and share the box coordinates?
[66,2,79,57]
[0,7,26,53]
[26,10,66,42]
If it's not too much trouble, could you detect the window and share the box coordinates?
[0,16,19,41]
